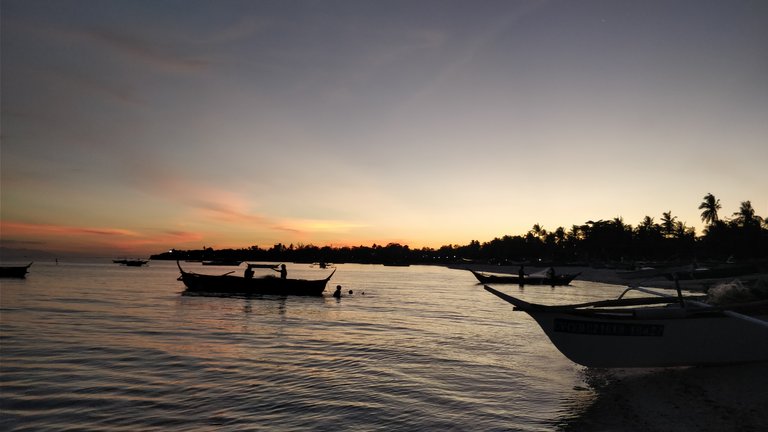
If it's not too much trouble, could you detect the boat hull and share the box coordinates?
[0,263,32,278]
[527,309,768,368]
[485,286,768,367]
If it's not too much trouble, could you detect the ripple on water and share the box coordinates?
[1,262,602,431]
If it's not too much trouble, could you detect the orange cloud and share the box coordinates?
[1,221,139,237]
[0,221,204,255]
[273,219,367,235]
[123,165,273,230]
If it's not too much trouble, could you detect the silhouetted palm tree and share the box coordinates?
[732,200,762,228]
[661,211,677,238]
[698,193,721,226]
[638,216,655,228]
[554,227,566,245]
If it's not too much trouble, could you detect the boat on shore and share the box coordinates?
[177,261,335,296]
[485,285,768,368]
[662,263,759,281]
[0,262,33,278]
[468,269,579,286]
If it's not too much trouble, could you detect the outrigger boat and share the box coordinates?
[177,261,335,296]
[485,284,768,368]
[468,269,580,286]
[0,262,33,278]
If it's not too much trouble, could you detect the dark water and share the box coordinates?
[1,261,629,431]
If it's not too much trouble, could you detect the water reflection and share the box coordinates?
[18,261,758,431]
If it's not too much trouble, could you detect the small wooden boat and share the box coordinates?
[468,269,579,286]
[485,285,768,368]
[0,262,33,278]
[177,261,335,296]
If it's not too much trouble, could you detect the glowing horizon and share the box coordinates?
[2,1,766,257]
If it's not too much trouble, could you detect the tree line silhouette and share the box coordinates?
[152,193,767,266]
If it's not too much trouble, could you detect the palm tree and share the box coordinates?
[698,193,721,226]
[554,227,566,246]
[531,223,546,239]
[732,200,763,228]
[661,211,677,238]
[638,215,655,229]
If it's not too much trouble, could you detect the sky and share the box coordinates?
[1,0,767,257]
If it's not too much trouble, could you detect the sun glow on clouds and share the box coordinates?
[274,219,368,235]
[0,221,202,255]
[118,166,370,250]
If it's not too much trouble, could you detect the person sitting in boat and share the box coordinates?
[244,264,254,279]
[272,264,287,279]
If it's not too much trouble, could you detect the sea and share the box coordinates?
[2,260,763,431]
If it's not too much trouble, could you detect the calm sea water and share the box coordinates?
[1,261,631,431]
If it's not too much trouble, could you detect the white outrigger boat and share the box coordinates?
[485,283,768,368]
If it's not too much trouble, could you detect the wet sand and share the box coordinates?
[563,363,768,432]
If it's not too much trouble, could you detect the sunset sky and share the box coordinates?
[2,0,767,257]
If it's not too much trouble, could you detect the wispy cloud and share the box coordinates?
[7,18,210,73]
[273,219,367,235]
[202,16,267,44]
[85,27,210,72]
[0,221,204,254]
[1,221,139,237]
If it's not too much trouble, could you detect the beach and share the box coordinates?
[563,363,768,432]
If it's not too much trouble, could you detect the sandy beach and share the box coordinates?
[456,263,768,431]
[562,363,768,432]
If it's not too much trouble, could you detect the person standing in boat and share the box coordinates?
[518,265,525,287]
[272,264,287,279]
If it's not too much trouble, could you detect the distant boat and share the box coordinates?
[114,259,149,267]
[177,261,335,296]
[485,285,768,368]
[0,262,32,278]
[468,269,579,286]
[201,260,242,266]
